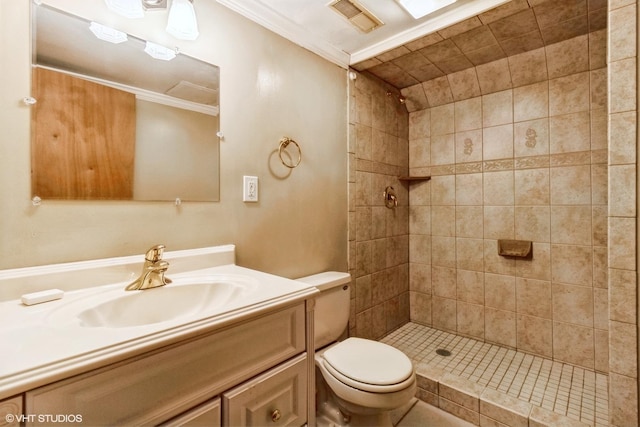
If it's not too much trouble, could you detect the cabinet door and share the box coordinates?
[223,354,307,427]
[26,304,305,426]
[160,398,221,427]
[0,396,22,427]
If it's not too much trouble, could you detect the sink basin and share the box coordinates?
[48,275,258,328]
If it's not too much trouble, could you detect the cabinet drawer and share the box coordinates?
[26,304,305,426]
[223,354,307,427]
[160,397,221,427]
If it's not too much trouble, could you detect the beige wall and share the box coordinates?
[0,0,348,278]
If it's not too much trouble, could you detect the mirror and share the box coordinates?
[31,4,220,201]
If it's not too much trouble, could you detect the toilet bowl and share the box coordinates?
[297,272,416,426]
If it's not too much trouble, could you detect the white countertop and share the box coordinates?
[0,246,318,400]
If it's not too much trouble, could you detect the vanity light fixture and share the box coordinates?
[104,0,199,40]
[89,22,128,44]
[395,0,457,19]
[166,0,199,40]
[144,41,177,60]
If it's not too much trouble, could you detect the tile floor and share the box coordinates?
[382,322,609,427]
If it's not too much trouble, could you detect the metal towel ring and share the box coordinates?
[278,137,302,169]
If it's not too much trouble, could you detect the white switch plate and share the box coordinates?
[243,176,258,202]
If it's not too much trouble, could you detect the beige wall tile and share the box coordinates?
[455,129,483,163]
[551,205,592,245]
[549,72,590,116]
[609,268,637,323]
[608,217,636,270]
[432,206,456,237]
[545,34,589,79]
[608,164,636,217]
[515,206,550,242]
[457,301,485,338]
[514,118,549,157]
[455,97,483,131]
[483,124,514,160]
[477,58,513,94]
[456,238,485,272]
[447,67,481,101]
[517,314,553,357]
[609,111,637,165]
[516,242,551,281]
[456,205,484,238]
[609,58,636,114]
[455,173,483,206]
[433,295,457,331]
[516,277,552,318]
[550,165,592,205]
[430,104,454,136]
[553,321,595,368]
[515,168,550,205]
[549,111,591,154]
[594,329,609,373]
[432,236,457,268]
[551,244,593,286]
[483,90,514,127]
[609,320,638,377]
[409,205,431,235]
[431,134,455,166]
[485,308,517,347]
[552,283,594,327]
[433,265,457,298]
[484,206,515,239]
[590,107,608,150]
[484,170,515,205]
[431,175,456,205]
[609,373,639,426]
[589,29,607,70]
[608,4,637,62]
[422,76,454,107]
[485,273,516,311]
[514,81,549,122]
[508,47,548,88]
[409,234,431,264]
[457,269,485,304]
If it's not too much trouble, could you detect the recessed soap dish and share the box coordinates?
[497,239,532,258]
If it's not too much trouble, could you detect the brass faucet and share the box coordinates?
[125,245,173,291]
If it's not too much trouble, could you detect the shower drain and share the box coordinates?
[435,349,451,357]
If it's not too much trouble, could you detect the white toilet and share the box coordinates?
[297,271,416,426]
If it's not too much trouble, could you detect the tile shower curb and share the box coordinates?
[414,364,591,427]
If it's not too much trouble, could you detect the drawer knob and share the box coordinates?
[271,409,282,422]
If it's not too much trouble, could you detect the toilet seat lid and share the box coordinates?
[323,338,413,388]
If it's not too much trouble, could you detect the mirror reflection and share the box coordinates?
[31,4,220,201]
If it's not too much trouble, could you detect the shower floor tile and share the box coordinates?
[382,322,608,427]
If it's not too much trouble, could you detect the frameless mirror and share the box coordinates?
[31,4,220,201]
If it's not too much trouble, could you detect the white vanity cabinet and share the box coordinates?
[24,303,309,427]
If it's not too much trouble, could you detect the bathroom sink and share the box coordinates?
[48,275,258,328]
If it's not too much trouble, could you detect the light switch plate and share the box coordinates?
[243,176,258,202]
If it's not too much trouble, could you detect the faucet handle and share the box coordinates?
[145,244,166,262]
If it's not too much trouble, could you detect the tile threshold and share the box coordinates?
[382,322,608,427]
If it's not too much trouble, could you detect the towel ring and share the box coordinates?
[278,137,302,169]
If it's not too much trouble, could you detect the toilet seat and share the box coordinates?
[322,338,414,393]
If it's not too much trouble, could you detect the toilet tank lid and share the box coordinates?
[296,271,351,291]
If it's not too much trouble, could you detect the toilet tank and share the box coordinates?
[296,271,351,350]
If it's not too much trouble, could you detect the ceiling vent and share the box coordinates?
[329,0,384,33]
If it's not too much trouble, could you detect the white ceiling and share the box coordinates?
[215,0,510,68]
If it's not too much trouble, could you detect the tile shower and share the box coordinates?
[347,2,638,425]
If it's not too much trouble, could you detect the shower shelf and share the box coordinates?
[398,176,430,182]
